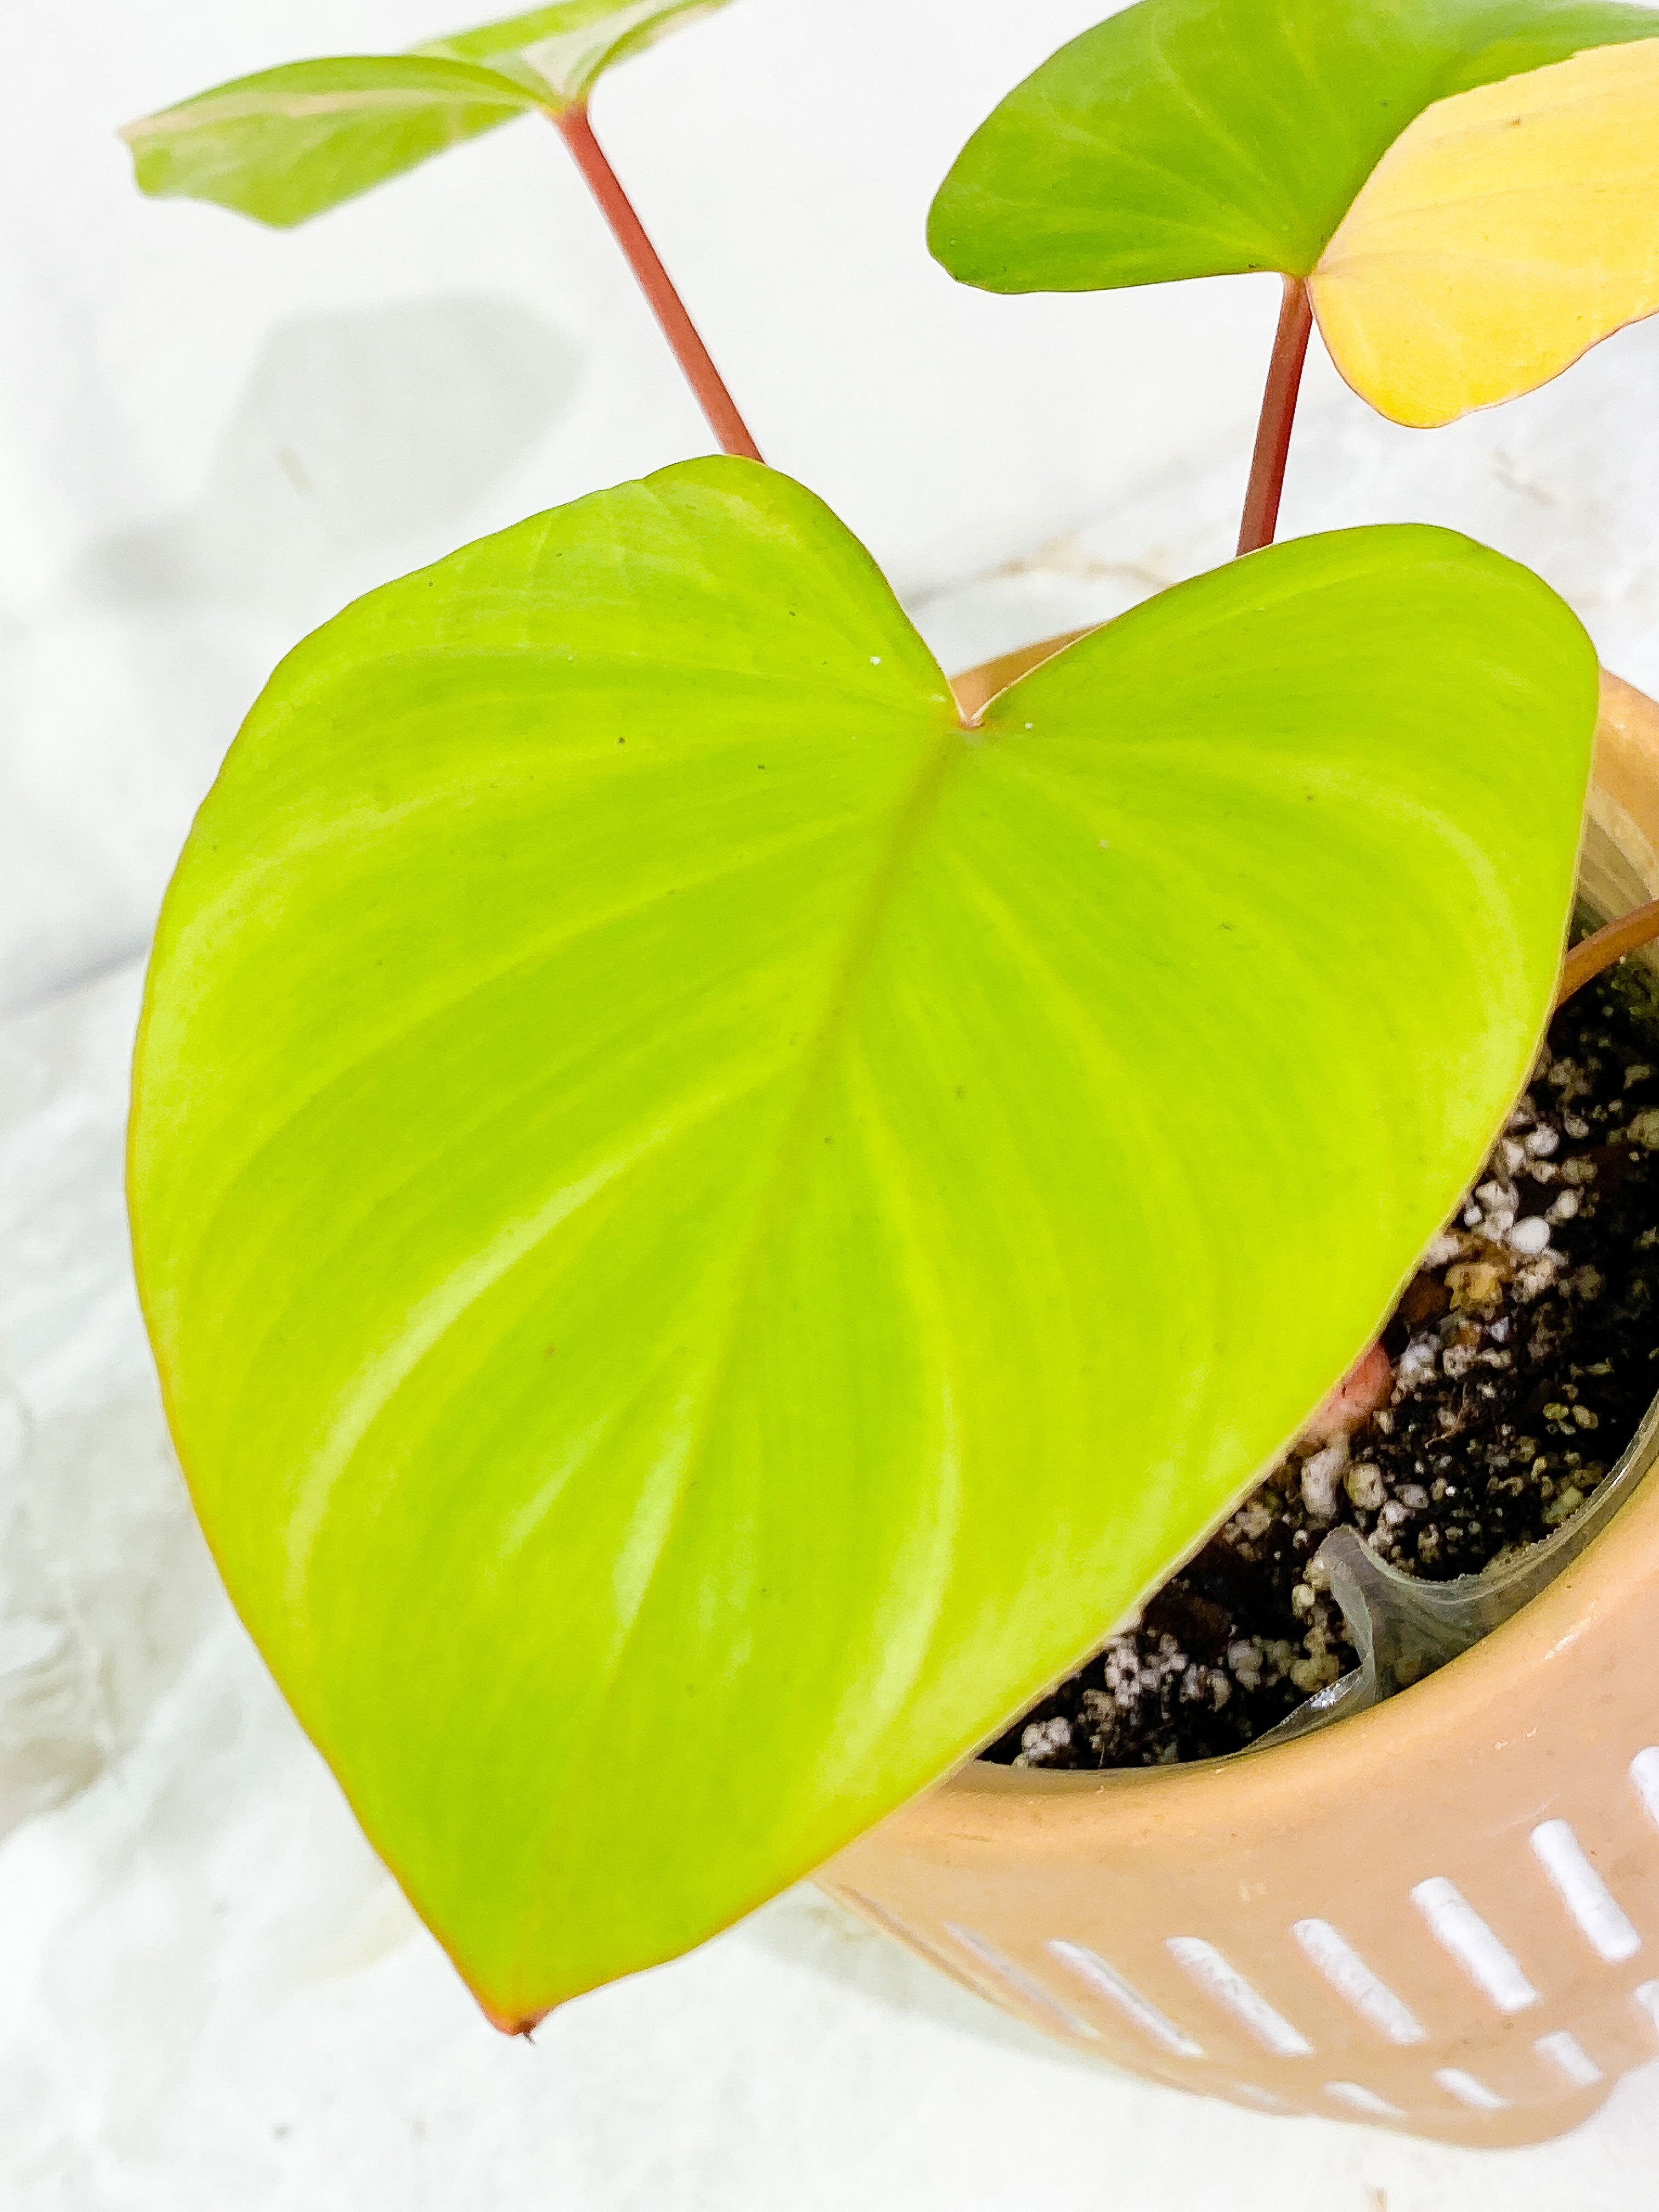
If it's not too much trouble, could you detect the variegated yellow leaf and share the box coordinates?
[1312,38,1659,428]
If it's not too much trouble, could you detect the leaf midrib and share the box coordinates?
[558,706,973,1723]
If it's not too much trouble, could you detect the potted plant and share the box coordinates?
[121,0,1659,2149]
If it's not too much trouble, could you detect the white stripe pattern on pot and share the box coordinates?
[942,1922,1099,2039]
[858,1723,1659,2132]
[841,1887,1007,2006]
[1435,2067,1508,2112]
[1228,2082,1286,2111]
[1529,1820,1641,1962]
[1045,1939,1203,2057]
[1628,1745,1659,1830]
[1410,1877,1539,2012]
[1534,2029,1604,2087]
[1291,1917,1427,2045]
[1164,1936,1314,2056]
[1324,2081,1401,2118]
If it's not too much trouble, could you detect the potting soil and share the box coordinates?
[988,965,1659,1770]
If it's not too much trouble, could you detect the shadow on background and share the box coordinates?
[69,294,581,619]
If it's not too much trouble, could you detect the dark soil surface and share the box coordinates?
[985,968,1659,1772]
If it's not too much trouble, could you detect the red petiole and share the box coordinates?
[1236,275,1313,557]
[554,104,764,464]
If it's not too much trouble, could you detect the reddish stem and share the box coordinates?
[554,105,763,464]
[1236,275,1313,557]
[1556,897,1659,1007]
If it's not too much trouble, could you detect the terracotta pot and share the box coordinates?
[821,660,1659,2149]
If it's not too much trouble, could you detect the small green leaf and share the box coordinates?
[928,0,1659,291]
[120,55,548,228]
[120,1,731,228]
[129,461,1595,2025]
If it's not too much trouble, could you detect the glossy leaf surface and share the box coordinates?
[121,1,728,227]
[1312,38,1659,425]
[928,0,1657,291]
[129,461,1596,2025]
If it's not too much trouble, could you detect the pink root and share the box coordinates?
[1299,1339,1393,1445]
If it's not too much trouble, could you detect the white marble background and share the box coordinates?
[7,2,1659,2202]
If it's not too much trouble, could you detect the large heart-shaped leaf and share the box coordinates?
[121,2,729,228]
[128,460,1595,2025]
[928,0,1659,421]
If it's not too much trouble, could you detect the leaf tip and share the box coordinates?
[472,1983,553,2039]
[116,111,170,159]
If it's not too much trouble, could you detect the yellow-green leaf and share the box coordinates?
[120,55,548,228]
[128,461,1596,2025]
[121,2,731,228]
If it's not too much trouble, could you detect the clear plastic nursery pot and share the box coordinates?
[822,664,1659,2151]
